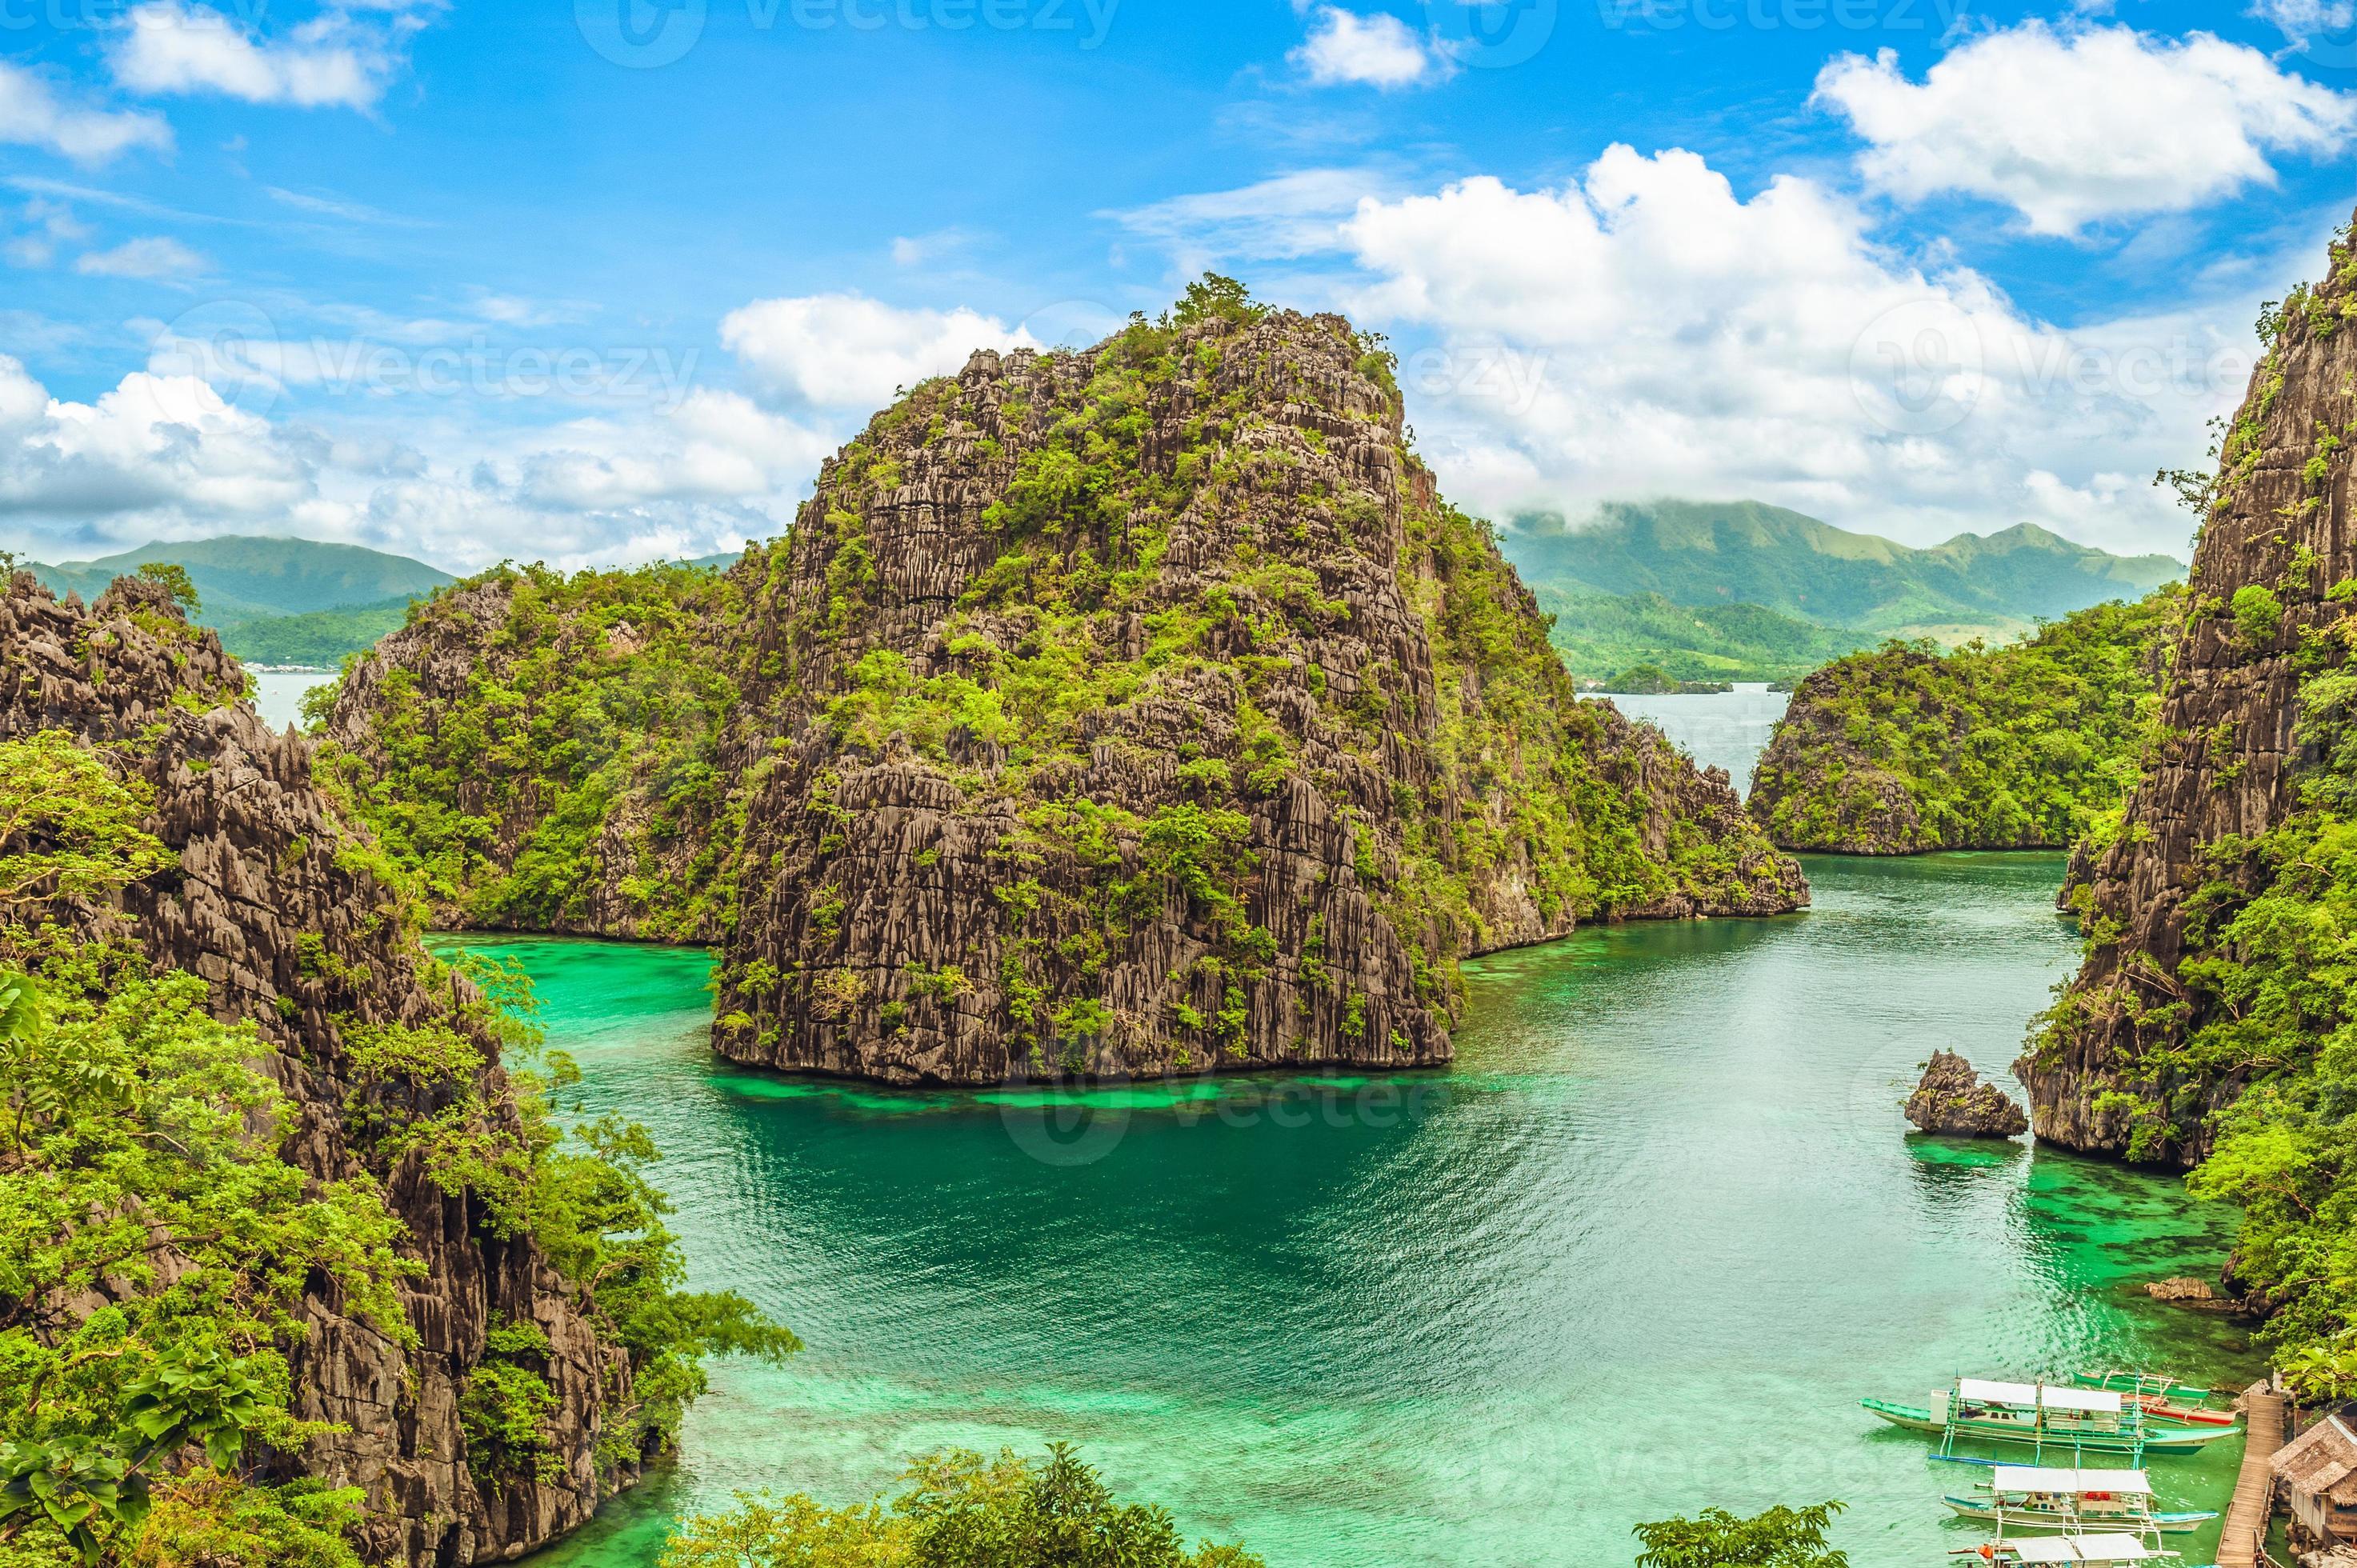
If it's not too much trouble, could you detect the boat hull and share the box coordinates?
[1859,1399,2239,1454]
[1938,1498,2217,1535]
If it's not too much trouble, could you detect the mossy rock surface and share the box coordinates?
[326,299,1808,1085]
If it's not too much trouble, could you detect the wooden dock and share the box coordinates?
[2219,1381,2287,1568]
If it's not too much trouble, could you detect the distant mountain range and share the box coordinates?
[1500,501,2186,684]
[10,510,2183,683]
[24,536,455,666]
[31,536,456,623]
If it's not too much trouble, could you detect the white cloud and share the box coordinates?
[719,293,1033,408]
[1333,145,2261,554]
[2252,0,2356,39]
[514,391,833,512]
[1291,7,1447,89]
[1107,169,1386,268]
[0,62,171,165]
[889,228,978,268]
[0,291,842,570]
[75,236,206,280]
[1815,22,2355,235]
[112,1,431,111]
[0,362,315,526]
[0,360,46,431]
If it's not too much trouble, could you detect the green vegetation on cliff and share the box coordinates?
[705,286,1800,1079]
[2035,589,2357,1394]
[0,694,790,1561]
[1747,588,2181,854]
[314,560,746,940]
[0,738,406,1566]
[660,1445,1261,1568]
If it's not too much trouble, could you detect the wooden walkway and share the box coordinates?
[2219,1381,2287,1568]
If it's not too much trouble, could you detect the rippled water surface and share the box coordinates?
[1592,683,1791,796]
[499,851,2255,1568]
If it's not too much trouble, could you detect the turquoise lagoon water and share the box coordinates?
[483,850,2256,1568]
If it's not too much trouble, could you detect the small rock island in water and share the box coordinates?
[1903,1050,2030,1139]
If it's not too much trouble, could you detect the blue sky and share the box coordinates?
[0,0,2351,570]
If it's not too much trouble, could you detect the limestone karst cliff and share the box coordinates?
[1747,589,2179,855]
[708,301,1805,1082]
[0,574,759,1562]
[2020,222,2357,1166]
[322,560,746,942]
[325,289,1808,1086]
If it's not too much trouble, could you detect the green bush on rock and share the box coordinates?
[0,717,794,1563]
[1633,1502,1847,1568]
[658,1445,1262,1568]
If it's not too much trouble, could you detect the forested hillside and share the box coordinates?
[1747,588,2181,853]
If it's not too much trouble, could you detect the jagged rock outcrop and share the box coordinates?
[1903,1050,2028,1138]
[706,308,1804,1082]
[324,562,744,942]
[2,575,634,1562]
[2020,221,2357,1166]
[326,302,1807,1086]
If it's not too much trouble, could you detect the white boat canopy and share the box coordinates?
[2039,1386,2127,1415]
[2003,1534,2166,1563]
[1957,1380,2123,1414]
[1990,1468,2154,1496]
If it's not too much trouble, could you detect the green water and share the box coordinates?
[487,853,2255,1568]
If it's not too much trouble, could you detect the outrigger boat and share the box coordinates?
[1939,1466,2219,1536]
[2069,1372,2238,1428]
[1863,1378,2241,1458]
[1947,1534,2199,1566]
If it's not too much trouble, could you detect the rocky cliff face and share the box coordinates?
[323,562,744,942]
[2019,226,2357,1166]
[2,575,632,1562]
[325,301,1806,1087]
[707,306,1803,1082]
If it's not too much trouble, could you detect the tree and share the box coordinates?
[132,562,199,614]
[1632,1502,1848,1568]
[0,963,410,1564]
[660,1445,1261,1568]
[1169,274,1263,330]
[0,733,174,907]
